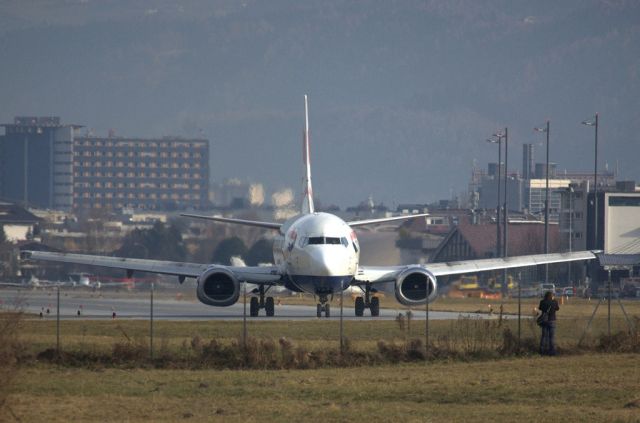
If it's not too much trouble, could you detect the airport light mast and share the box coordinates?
[534,121,550,284]
[486,136,502,260]
[489,129,509,296]
[582,113,599,250]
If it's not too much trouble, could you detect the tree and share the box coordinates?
[0,225,6,244]
[115,221,186,261]
[211,237,247,265]
[243,238,274,266]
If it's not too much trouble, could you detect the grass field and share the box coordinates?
[5,354,640,422]
[2,297,640,422]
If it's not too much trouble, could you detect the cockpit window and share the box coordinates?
[306,236,344,245]
[340,237,349,247]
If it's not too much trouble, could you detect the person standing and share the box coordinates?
[539,291,560,355]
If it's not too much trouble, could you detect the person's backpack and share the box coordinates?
[536,304,552,326]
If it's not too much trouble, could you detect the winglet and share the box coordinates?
[301,95,315,214]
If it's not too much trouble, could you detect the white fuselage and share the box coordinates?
[272,212,359,297]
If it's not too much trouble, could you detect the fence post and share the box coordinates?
[150,281,154,360]
[56,286,60,356]
[242,282,247,352]
[340,283,344,356]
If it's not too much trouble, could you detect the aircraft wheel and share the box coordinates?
[325,303,330,318]
[355,297,365,317]
[265,297,275,317]
[316,304,322,318]
[370,297,380,317]
[250,297,259,317]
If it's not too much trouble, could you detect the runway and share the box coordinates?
[0,288,491,321]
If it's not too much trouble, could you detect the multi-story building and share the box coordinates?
[0,116,79,210]
[560,183,640,288]
[1,116,210,211]
[73,135,209,210]
[558,182,589,253]
[525,179,572,223]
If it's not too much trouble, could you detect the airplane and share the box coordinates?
[0,274,101,289]
[0,275,48,289]
[21,96,598,318]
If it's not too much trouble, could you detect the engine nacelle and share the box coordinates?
[196,267,240,307]
[394,267,438,306]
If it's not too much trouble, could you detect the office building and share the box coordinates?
[525,179,571,222]
[0,117,79,210]
[73,135,209,210]
[1,116,210,211]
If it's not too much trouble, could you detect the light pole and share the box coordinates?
[582,114,599,250]
[488,129,508,296]
[568,186,573,286]
[502,129,509,297]
[486,135,503,260]
[534,121,550,284]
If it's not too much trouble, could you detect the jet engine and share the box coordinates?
[196,267,240,307]
[394,267,438,306]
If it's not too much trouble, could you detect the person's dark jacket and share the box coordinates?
[538,299,560,321]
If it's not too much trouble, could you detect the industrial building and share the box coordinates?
[0,116,210,211]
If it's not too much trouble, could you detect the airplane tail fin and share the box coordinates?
[301,95,315,214]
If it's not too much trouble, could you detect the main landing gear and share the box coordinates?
[316,294,331,318]
[354,283,380,317]
[249,285,275,317]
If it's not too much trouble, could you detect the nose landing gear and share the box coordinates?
[316,294,331,318]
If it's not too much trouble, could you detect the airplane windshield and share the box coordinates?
[307,236,347,246]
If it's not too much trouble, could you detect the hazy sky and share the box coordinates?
[1,0,638,208]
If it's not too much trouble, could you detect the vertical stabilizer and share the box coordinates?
[301,95,315,214]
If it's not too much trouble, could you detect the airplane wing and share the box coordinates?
[180,213,281,230]
[355,251,598,283]
[347,213,429,227]
[21,251,283,285]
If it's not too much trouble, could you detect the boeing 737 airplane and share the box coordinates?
[22,96,597,318]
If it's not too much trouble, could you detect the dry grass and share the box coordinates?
[4,306,640,422]
[9,313,639,371]
[5,354,640,422]
[0,312,23,421]
[255,293,640,319]
[14,310,639,346]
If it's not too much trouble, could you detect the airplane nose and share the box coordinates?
[309,248,347,276]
